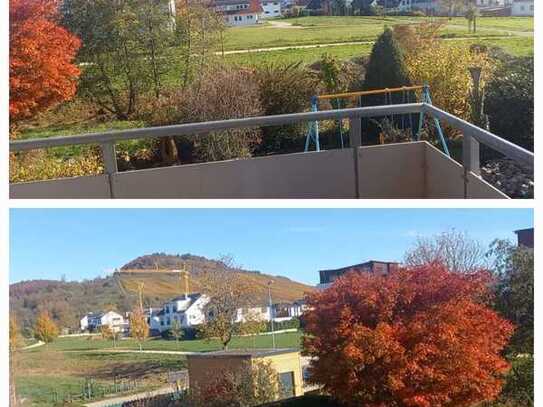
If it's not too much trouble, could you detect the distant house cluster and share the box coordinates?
[396,0,533,16]
[80,295,307,336]
[146,293,307,335]
[209,0,307,26]
[80,310,128,334]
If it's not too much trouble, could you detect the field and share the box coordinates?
[11,16,533,167]
[15,331,303,406]
[223,16,533,52]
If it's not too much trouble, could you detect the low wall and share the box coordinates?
[10,142,507,199]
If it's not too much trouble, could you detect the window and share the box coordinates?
[279,372,295,398]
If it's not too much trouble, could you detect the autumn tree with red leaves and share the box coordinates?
[9,0,80,125]
[303,263,514,407]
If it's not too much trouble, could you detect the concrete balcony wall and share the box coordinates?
[10,141,507,199]
[424,144,507,198]
[10,174,111,199]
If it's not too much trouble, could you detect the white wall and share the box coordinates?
[511,1,533,15]
[226,13,259,25]
[261,1,281,17]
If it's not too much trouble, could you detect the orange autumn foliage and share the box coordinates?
[303,263,513,407]
[9,0,81,124]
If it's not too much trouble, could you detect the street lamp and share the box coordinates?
[268,280,276,349]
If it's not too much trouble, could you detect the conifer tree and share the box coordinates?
[364,28,410,91]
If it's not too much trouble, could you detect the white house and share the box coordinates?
[261,0,282,17]
[511,0,533,15]
[474,0,506,7]
[152,293,210,333]
[212,0,263,25]
[80,311,127,333]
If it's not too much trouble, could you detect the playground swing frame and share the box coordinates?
[304,84,450,157]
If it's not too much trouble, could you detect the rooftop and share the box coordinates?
[187,348,299,358]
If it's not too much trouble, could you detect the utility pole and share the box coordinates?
[268,280,276,349]
[137,282,145,313]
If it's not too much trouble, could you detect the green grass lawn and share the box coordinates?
[15,332,302,405]
[48,331,303,352]
[226,35,533,67]
[15,351,184,406]
[221,16,532,51]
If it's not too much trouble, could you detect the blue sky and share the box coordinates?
[10,208,532,285]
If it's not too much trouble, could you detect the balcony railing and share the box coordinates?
[9,103,534,199]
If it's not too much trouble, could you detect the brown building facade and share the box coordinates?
[318,260,399,289]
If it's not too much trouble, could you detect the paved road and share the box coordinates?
[65,348,199,355]
[84,385,178,407]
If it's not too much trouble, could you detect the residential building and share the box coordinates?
[318,260,400,289]
[511,0,533,15]
[515,227,534,248]
[261,0,282,17]
[212,0,263,25]
[152,293,210,333]
[187,349,304,398]
[80,310,127,333]
[271,301,308,321]
[148,294,305,334]
[474,0,506,7]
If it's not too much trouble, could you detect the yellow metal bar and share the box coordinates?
[317,85,425,101]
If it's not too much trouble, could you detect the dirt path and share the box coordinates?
[217,34,530,55]
[268,20,303,29]
[22,340,44,350]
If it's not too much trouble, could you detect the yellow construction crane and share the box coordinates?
[176,263,190,297]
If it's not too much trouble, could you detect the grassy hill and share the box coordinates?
[10,253,315,331]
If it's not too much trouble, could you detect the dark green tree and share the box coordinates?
[363,28,410,91]
[363,28,411,144]
[488,239,533,355]
[485,56,533,152]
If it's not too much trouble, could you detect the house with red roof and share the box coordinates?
[212,0,263,25]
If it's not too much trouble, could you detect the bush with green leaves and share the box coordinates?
[485,56,533,152]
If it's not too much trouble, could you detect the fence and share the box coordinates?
[10,103,534,199]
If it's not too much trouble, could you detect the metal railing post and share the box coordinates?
[349,117,362,198]
[101,142,118,198]
[462,134,480,175]
[462,134,480,198]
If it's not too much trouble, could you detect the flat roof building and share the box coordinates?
[515,228,534,249]
[318,260,399,289]
[187,348,304,399]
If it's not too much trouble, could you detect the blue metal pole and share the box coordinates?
[416,85,427,141]
[304,96,320,152]
[424,88,450,156]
